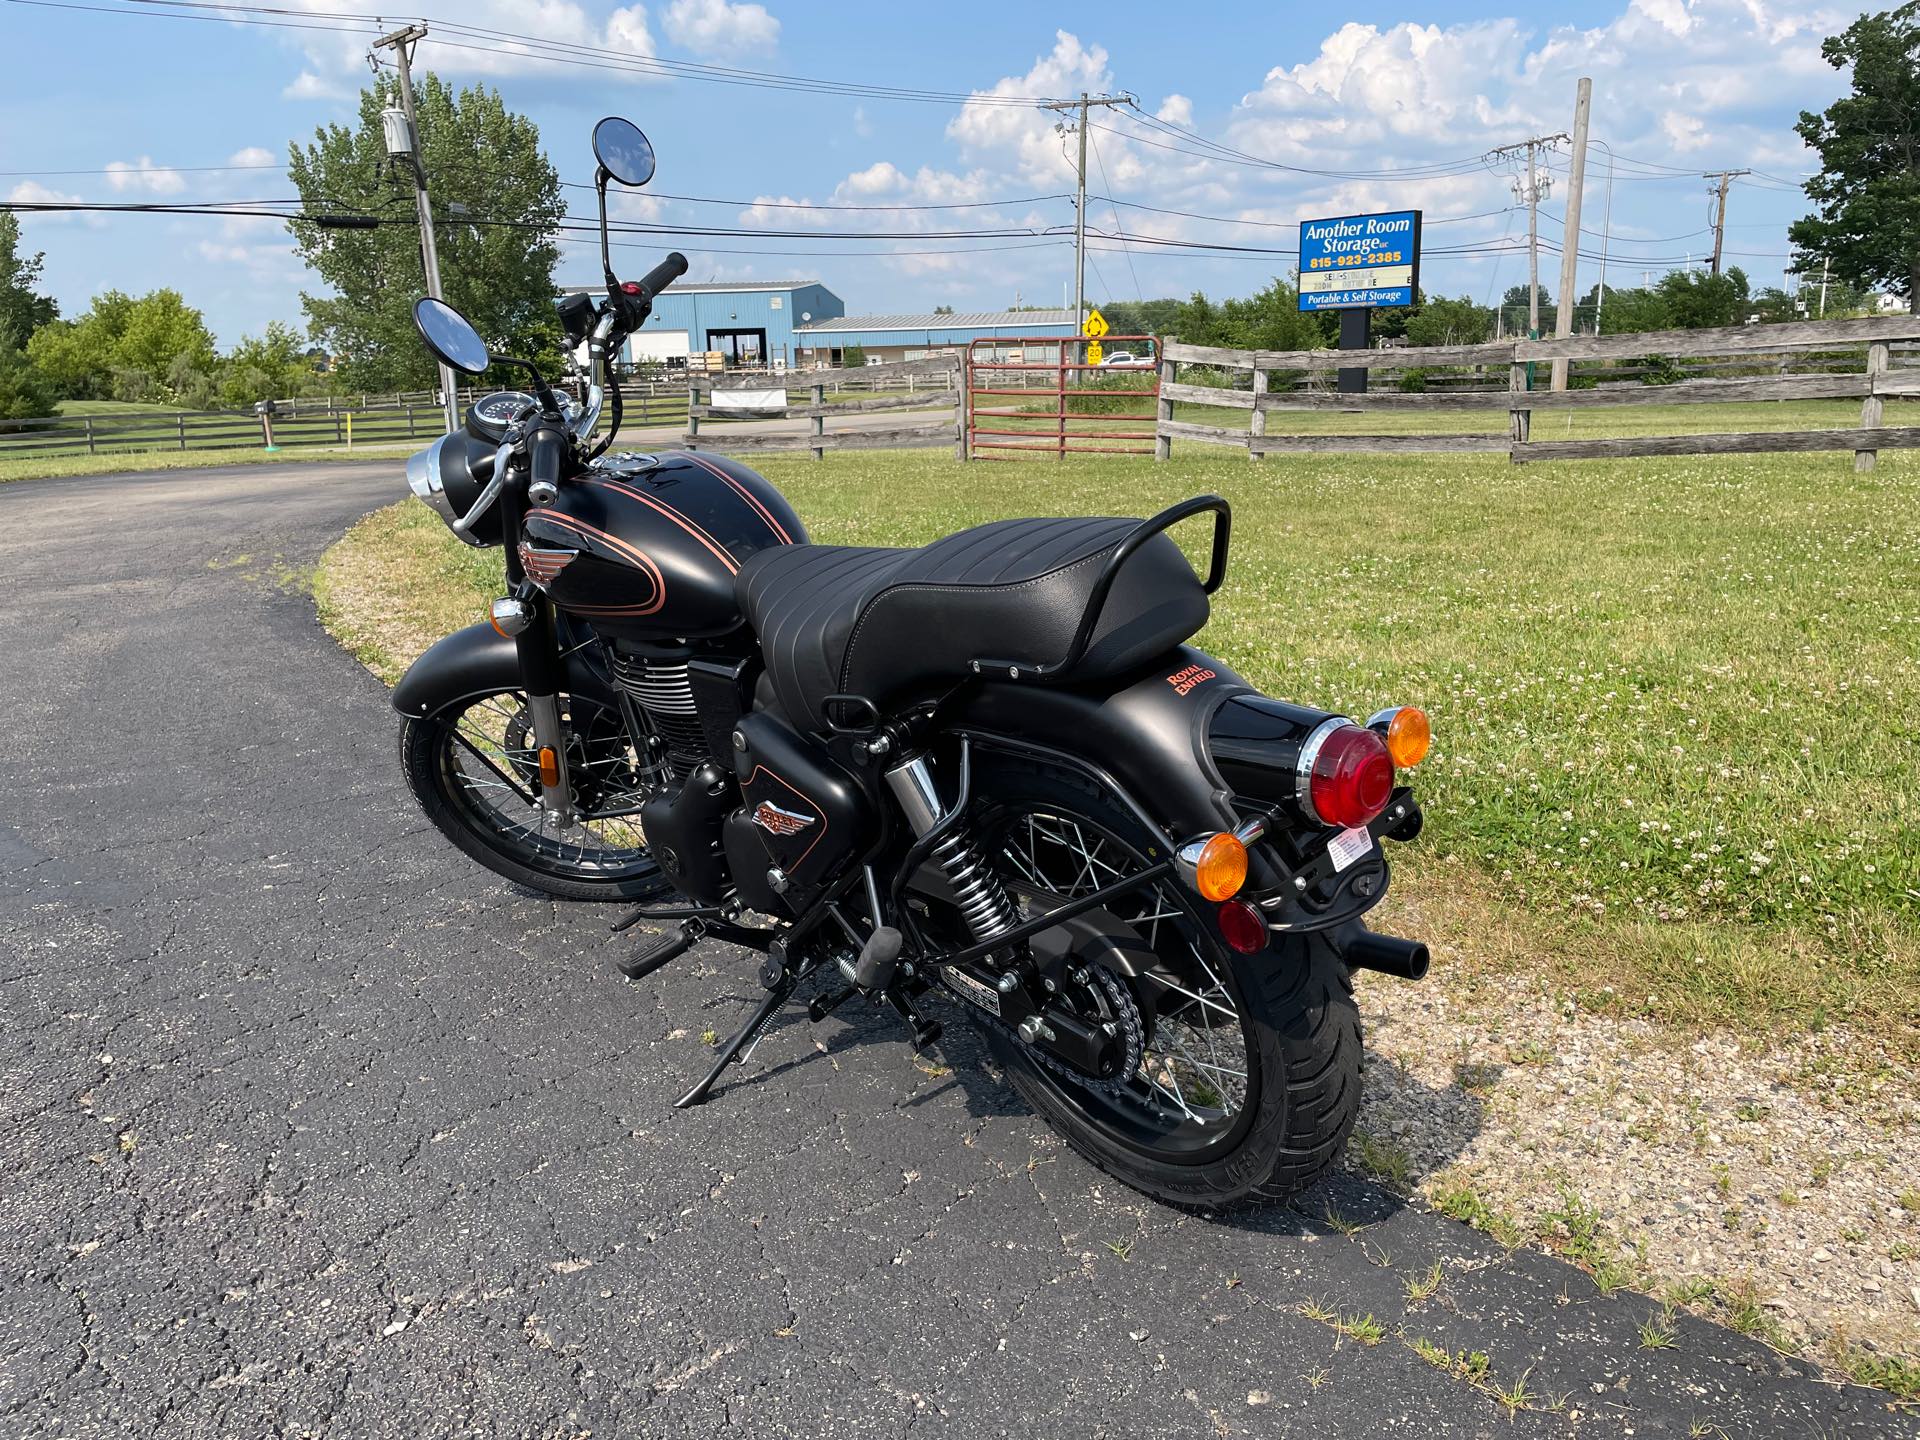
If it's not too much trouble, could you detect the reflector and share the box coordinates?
[1216,899,1267,954]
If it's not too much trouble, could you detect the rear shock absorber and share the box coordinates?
[885,755,1019,945]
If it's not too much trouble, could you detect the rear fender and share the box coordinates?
[390,621,617,718]
[950,645,1263,862]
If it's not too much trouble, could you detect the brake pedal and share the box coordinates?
[614,919,704,981]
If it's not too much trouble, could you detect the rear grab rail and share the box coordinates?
[969,493,1231,684]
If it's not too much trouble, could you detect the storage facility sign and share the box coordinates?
[1297,210,1421,311]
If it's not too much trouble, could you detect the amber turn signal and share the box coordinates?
[538,746,561,788]
[1369,706,1432,769]
[1179,831,1248,902]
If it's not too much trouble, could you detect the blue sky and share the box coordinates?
[3,0,1854,345]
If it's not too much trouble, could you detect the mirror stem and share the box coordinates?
[489,354,562,417]
[595,167,618,293]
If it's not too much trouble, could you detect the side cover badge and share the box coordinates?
[751,800,816,837]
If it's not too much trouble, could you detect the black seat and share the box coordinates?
[736,515,1209,730]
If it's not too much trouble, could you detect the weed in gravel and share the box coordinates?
[1889,1241,1916,1262]
[1718,1278,1799,1354]
[1639,1320,1677,1350]
[1103,1240,1134,1262]
[1830,1342,1920,1400]
[1339,1313,1386,1346]
[1300,1296,1336,1324]
[1409,1335,1450,1369]
[1404,1262,1445,1306]
[1734,1100,1770,1123]
[700,1029,718,1046]
[1430,1179,1526,1247]
[1666,1277,1716,1308]
[1348,1129,1413,1191]
[1536,1186,1645,1295]
[1898,1190,1920,1213]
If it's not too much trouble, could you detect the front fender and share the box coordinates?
[390,622,617,718]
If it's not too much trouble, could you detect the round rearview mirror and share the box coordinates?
[412,297,489,375]
[592,116,656,187]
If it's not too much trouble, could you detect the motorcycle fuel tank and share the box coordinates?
[518,451,806,640]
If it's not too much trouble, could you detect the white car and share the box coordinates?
[1101,350,1153,368]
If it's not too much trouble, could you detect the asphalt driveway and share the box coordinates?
[0,461,1910,1438]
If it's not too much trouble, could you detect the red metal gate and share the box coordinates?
[966,336,1159,459]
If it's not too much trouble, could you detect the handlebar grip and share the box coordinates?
[527,425,566,494]
[635,251,689,301]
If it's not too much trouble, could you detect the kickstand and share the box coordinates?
[673,977,797,1109]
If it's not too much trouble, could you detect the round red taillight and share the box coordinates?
[1304,723,1395,829]
[1216,899,1267,954]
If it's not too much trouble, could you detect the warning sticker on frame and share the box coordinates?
[1327,826,1374,873]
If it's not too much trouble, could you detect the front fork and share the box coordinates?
[505,518,578,828]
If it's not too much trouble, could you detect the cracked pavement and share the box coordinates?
[1,461,1913,1439]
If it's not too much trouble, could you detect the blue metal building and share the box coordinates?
[561,280,844,369]
[792,310,1078,366]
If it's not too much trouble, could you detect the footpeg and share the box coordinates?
[614,918,704,981]
[852,926,904,990]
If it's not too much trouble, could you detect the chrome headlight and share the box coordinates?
[405,434,488,547]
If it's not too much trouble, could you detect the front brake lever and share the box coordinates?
[452,439,516,535]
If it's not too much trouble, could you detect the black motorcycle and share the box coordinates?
[392,116,1434,1207]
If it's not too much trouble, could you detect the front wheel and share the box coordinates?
[401,687,667,901]
[972,756,1363,1209]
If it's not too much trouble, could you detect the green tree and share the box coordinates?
[1404,294,1493,347]
[1499,283,1557,337]
[1789,4,1920,313]
[0,345,58,422]
[1656,266,1749,329]
[218,322,323,407]
[26,289,215,402]
[0,212,58,345]
[286,73,566,391]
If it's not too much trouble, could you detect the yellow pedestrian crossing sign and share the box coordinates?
[1083,308,1109,338]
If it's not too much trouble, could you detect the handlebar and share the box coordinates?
[613,251,689,327]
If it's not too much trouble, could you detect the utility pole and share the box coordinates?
[375,23,457,434]
[1489,131,1569,342]
[1043,92,1131,324]
[1550,77,1592,391]
[1704,169,1750,276]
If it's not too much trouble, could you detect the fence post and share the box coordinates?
[953,357,968,461]
[1248,365,1267,461]
[406,407,416,438]
[1154,348,1174,461]
[178,414,188,451]
[1857,340,1890,473]
[810,381,825,462]
[86,418,96,456]
[1507,345,1530,455]
[1057,342,1068,460]
[686,379,703,450]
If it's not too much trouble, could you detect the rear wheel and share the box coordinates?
[401,687,668,902]
[970,755,1361,1208]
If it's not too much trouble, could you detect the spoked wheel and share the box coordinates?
[972,754,1361,1209]
[401,688,668,901]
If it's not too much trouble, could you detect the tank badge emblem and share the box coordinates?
[752,801,816,836]
[518,543,578,588]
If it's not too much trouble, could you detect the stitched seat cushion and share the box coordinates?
[736,516,1208,730]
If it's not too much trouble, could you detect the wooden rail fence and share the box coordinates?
[1155,315,1920,470]
[685,356,965,460]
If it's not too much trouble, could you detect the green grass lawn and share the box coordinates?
[1068,395,1920,440]
[320,442,1918,1062]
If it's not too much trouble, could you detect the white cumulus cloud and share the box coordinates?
[105,157,187,195]
[663,0,779,55]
